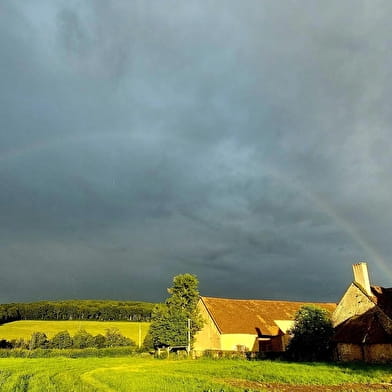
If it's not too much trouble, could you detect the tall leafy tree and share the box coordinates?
[147,274,203,349]
[50,330,73,349]
[286,305,334,361]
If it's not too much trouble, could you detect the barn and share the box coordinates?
[194,296,336,355]
[332,262,392,362]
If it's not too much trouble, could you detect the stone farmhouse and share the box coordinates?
[193,262,392,362]
[193,295,336,355]
[332,262,392,362]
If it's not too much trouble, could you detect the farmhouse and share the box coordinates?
[332,262,392,362]
[193,296,336,355]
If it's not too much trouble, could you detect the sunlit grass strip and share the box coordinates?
[0,357,391,391]
[0,320,150,342]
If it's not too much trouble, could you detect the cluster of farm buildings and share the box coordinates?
[193,262,392,362]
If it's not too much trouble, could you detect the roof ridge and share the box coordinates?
[200,295,336,305]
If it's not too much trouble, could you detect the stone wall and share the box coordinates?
[332,283,375,327]
[335,343,363,361]
[336,343,392,362]
[366,344,392,362]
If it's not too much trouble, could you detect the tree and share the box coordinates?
[286,305,334,361]
[29,332,49,350]
[148,305,188,348]
[72,329,95,349]
[50,330,73,349]
[104,328,135,347]
[147,274,203,349]
[93,334,106,348]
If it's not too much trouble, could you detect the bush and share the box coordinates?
[286,305,334,361]
[104,328,135,348]
[50,330,73,349]
[0,328,136,351]
[10,339,28,349]
[29,332,49,350]
[93,333,106,348]
[142,330,154,351]
[0,339,12,349]
[72,329,95,349]
[0,346,137,358]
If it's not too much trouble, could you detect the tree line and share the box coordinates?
[0,299,155,324]
[0,328,135,350]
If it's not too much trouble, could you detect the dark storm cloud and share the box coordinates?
[1,0,392,303]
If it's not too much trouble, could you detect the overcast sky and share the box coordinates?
[1,1,392,304]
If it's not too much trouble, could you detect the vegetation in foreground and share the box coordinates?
[0,356,391,392]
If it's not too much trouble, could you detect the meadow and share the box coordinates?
[0,356,391,392]
[0,321,391,391]
[0,320,150,343]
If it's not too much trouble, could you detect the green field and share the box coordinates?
[0,356,391,391]
[0,320,150,343]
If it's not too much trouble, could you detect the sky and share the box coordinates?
[1,0,392,304]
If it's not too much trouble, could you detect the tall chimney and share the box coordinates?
[352,262,372,296]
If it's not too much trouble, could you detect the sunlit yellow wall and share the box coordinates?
[193,300,221,351]
[220,334,257,351]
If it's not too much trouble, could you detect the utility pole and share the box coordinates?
[187,318,191,356]
[138,322,142,349]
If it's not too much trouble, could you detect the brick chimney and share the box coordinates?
[352,262,372,296]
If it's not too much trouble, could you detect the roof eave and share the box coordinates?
[199,296,223,334]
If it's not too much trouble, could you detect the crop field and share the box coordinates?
[0,320,150,342]
[0,356,391,392]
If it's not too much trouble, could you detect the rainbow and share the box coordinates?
[260,165,392,282]
[1,134,390,281]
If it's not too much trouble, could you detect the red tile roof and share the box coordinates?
[371,286,392,319]
[200,296,336,336]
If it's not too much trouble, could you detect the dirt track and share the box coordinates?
[227,379,392,391]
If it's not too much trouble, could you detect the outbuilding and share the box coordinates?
[332,262,392,362]
[194,296,336,355]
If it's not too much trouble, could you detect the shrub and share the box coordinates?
[93,333,106,348]
[29,332,49,350]
[50,330,73,349]
[104,328,135,348]
[10,338,28,349]
[0,328,137,352]
[0,339,12,349]
[0,346,137,358]
[72,329,95,349]
[286,305,334,361]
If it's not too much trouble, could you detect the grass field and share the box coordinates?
[0,320,150,342]
[0,356,391,391]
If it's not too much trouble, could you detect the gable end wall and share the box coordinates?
[332,283,376,327]
[193,299,221,352]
